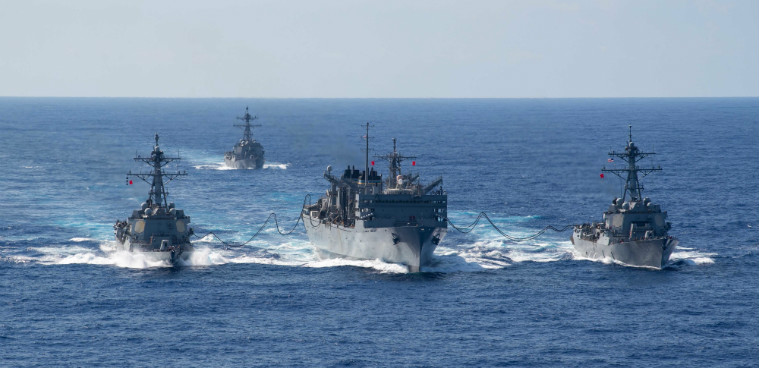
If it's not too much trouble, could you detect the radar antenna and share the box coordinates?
[363,122,371,186]
[375,138,417,189]
[234,106,262,142]
[127,133,187,208]
[601,125,661,202]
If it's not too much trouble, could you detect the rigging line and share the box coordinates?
[303,194,324,229]
[192,212,273,248]
[301,193,331,228]
[272,212,303,235]
[446,212,574,242]
[192,194,312,248]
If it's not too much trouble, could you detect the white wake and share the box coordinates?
[9,232,715,273]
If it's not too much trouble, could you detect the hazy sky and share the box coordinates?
[0,0,757,98]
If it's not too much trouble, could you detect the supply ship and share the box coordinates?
[302,124,447,271]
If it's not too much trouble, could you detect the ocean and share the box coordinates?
[0,97,757,367]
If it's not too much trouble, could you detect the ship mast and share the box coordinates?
[375,138,416,189]
[602,125,661,202]
[364,122,370,186]
[128,133,187,208]
[234,107,261,142]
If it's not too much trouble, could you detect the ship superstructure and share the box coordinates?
[114,134,193,263]
[224,107,265,169]
[303,124,447,271]
[571,126,678,268]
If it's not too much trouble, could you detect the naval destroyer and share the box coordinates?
[114,134,193,263]
[302,124,447,271]
[571,126,678,268]
[224,107,265,169]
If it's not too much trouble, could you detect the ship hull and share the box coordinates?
[571,234,678,269]
[304,221,446,272]
[224,156,264,169]
[114,237,193,264]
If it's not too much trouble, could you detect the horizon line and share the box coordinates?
[0,95,757,99]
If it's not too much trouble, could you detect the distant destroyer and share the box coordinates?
[114,134,193,263]
[302,124,447,271]
[571,126,678,268]
[224,107,265,169]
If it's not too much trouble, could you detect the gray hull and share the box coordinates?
[224,156,263,169]
[571,234,678,269]
[304,221,446,272]
[114,238,193,264]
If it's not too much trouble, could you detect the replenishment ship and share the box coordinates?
[303,124,447,271]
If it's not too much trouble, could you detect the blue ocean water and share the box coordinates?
[0,97,757,367]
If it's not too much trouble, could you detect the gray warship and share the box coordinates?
[571,126,678,268]
[114,134,193,263]
[302,124,447,271]
[224,107,265,169]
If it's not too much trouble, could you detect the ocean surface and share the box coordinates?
[0,97,757,367]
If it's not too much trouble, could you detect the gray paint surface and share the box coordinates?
[303,133,446,272]
[224,107,265,169]
[572,127,677,269]
[114,134,193,263]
